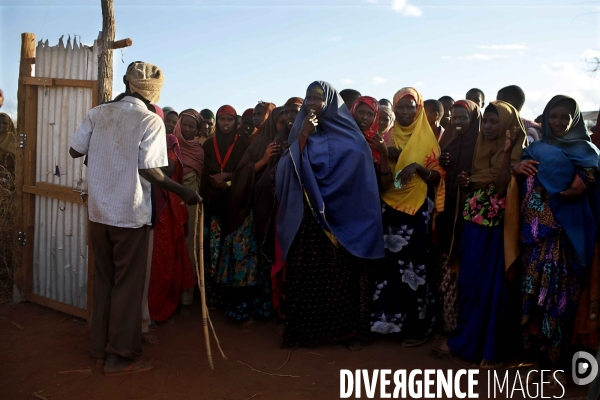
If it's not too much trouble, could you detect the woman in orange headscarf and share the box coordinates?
[370,88,445,346]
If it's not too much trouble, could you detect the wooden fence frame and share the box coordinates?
[13,33,98,321]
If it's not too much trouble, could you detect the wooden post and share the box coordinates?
[112,38,132,49]
[13,32,36,303]
[98,0,115,105]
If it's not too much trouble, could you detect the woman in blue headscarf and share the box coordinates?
[275,81,385,350]
[513,95,600,386]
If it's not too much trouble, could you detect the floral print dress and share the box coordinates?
[520,169,593,367]
[370,189,436,340]
[210,211,272,321]
[447,182,511,363]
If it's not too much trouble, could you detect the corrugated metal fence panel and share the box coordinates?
[32,36,97,309]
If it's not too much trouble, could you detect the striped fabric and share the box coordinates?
[70,96,168,228]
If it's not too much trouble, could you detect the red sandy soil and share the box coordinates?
[0,301,590,400]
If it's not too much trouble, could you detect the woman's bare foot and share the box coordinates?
[549,370,567,389]
[523,369,540,385]
[343,339,362,351]
[239,317,256,331]
[141,333,159,346]
[438,342,450,354]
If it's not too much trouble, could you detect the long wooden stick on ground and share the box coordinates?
[207,314,227,359]
[199,204,226,360]
[194,203,213,370]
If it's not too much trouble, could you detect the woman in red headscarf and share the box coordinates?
[148,109,199,322]
[350,96,393,192]
[201,105,251,314]
[239,108,256,139]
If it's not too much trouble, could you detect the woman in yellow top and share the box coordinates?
[370,88,445,346]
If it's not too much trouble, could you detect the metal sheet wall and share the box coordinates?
[32,36,97,309]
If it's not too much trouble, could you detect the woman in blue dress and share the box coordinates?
[444,100,526,368]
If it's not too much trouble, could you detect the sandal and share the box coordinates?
[478,359,503,369]
[104,360,153,377]
[141,333,159,346]
[402,338,429,347]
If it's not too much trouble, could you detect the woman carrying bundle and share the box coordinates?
[513,95,600,386]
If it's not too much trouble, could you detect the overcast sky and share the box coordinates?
[1,0,600,120]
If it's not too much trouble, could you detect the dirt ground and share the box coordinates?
[0,301,591,400]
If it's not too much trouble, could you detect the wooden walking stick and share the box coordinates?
[199,205,227,360]
[194,203,213,370]
[197,204,227,360]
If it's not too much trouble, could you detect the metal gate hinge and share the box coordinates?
[17,231,26,246]
[18,133,26,149]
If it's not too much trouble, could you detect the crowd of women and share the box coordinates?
[128,81,600,389]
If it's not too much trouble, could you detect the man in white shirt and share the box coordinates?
[70,62,201,376]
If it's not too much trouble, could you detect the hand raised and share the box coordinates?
[504,126,520,153]
[301,110,318,136]
[261,142,281,163]
[367,133,388,157]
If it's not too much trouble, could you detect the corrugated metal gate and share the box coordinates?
[16,35,99,320]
